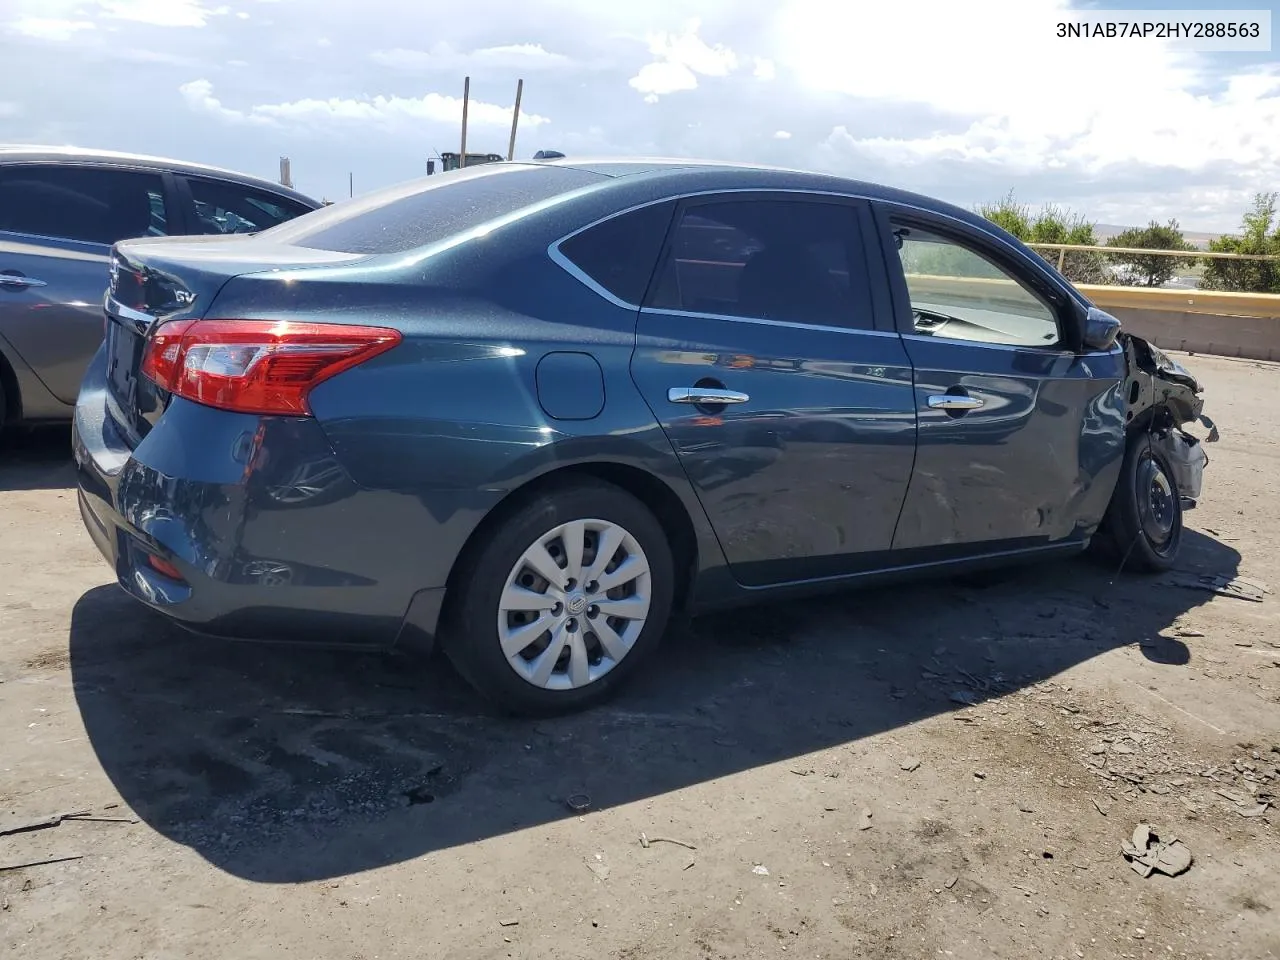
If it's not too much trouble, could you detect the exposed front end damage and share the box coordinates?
[1120,333,1219,504]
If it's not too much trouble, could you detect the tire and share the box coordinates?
[441,478,675,716]
[1094,431,1184,573]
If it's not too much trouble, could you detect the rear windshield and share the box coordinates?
[261,163,606,255]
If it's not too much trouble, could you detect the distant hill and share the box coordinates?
[1094,223,1225,250]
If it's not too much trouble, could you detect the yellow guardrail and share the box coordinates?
[1026,242,1280,263]
[907,273,1280,320]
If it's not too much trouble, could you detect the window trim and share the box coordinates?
[871,199,1085,353]
[0,161,179,248]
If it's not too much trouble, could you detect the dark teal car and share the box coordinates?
[72,158,1215,714]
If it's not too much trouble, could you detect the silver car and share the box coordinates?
[0,146,320,430]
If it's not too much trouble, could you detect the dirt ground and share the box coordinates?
[1,352,1277,960]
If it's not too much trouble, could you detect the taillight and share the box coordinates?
[141,319,401,416]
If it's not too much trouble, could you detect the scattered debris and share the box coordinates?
[639,833,697,851]
[752,864,770,876]
[1237,802,1271,819]
[565,793,591,813]
[950,691,979,706]
[1176,628,1206,638]
[0,809,91,837]
[498,918,519,928]
[859,808,874,830]
[944,875,959,889]
[900,757,921,772]
[1121,824,1192,878]
[1093,798,1111,817]
[0,854,84,872]
[790,768,814,777]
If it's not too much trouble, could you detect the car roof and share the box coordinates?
[536,156,995,235]
[0,144,319,207]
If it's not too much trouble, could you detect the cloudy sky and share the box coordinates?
[2,0,1278,232]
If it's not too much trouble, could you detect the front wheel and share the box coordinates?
[441,479,675,715]
[1094,431,1184,573]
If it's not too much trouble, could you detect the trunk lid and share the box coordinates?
[103,234,368,445]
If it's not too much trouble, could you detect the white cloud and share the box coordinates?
[95,0,225,27]
[629,18,739,99]
[773,130,791,140]
[753,57,775,81]
[630,61,698,97]
[372,41,571,72]
[180,79,549,130]
[7,17,95,41]
[236,11,249,19]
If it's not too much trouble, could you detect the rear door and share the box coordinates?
[626,193,918,587]
[872,202,1126,556]
[0,162,175,404]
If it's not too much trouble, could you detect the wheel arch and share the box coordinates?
[442,459,703,619]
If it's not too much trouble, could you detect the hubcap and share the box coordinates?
[498,518,652,691]
[1137,451,1177,550]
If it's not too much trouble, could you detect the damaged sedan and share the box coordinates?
[73,159,1217,714]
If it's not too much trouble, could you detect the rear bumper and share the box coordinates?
[71,348,461,649]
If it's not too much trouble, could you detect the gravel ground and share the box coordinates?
[1,352,1277,960]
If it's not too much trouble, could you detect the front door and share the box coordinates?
[630,194,918,587]
[873,204,1127,556]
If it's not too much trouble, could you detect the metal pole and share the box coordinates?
[349,172,353,198]
[507,78,524,162]
[460,76,470,168]
[1057,248,1065,271]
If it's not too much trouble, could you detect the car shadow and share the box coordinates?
[70,529,1238,883]
[0,426,75,491]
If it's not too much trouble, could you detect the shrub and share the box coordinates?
[975,193,1110,285]
[1105,221,1198,287]
[1199,193,1280,294]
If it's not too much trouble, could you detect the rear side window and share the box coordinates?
[185,177,314,235]
[557,201,675,305]
[0,164,168,244]
[267,164,606,255]
[646,198,868,330]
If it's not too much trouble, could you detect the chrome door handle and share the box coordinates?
[668,387,750,405]
[927,394,984,411]
[0,274,47,288]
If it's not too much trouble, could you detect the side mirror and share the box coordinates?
[1082,306,1121,351]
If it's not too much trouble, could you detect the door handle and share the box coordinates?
[668,387,750,405]
[927,394,984,411]
[0,274,48,289]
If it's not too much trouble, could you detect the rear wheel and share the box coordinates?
[442,479,675,715]
[1094,431,1184,573]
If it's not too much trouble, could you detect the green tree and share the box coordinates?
[1199,193,1280,293]
[1105,220,1198,287]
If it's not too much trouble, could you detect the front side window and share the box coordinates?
[0,164,167,244]
[186,178,313,235]
[893,223,1061,347]
[646,199,866,330]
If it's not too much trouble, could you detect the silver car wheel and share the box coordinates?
[497,518,652,691]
